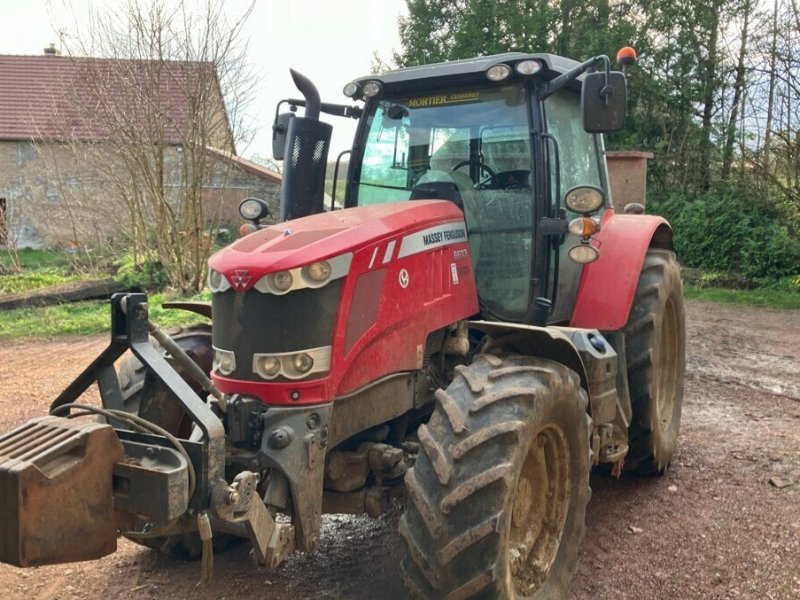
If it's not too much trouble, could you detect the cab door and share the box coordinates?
[542,89,609,323]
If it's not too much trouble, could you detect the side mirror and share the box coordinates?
[581,71,627,133]
[272,112,295,160]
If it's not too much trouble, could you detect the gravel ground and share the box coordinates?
[0,299,798,599]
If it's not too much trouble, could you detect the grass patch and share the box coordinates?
[1,248,72,270]
[0,292,210,339]
[684,285,800,310]
[0,268,83,294]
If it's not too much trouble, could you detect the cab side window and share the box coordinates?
[544,90,603,203]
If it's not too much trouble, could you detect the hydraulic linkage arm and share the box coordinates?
[0,293,293,577]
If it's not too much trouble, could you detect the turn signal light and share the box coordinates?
[239,223,257,237]
[568,217,601,238]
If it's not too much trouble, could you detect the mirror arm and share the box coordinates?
[540,54,611,100]
[272,99,297,138]
[272,98,361,139]
[285,98,362,119]
[595,55,613,106]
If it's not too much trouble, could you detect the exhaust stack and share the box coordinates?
[279,69,332,221]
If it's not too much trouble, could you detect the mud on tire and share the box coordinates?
[623,248,686,475]
[400,354,591,599]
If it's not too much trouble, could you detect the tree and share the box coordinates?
[54,0,255,292]
[395,0,647,67]
[392,0,800,280]
[393,0,464,67]
[394,0,562,66]
[721,0,753,181]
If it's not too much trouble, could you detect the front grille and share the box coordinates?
[212,280,343,381]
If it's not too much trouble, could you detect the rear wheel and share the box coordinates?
[400,354,591,599]
[623,248,686,475]
[117,324,220,559]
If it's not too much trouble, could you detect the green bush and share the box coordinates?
[648,190,800,282]
[115,255,170,292]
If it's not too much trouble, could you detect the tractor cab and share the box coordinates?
[341,53,623,324]
[271,53,627,326]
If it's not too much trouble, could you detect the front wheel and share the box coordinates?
[400,354,591,599]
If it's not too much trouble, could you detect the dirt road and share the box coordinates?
[0,299,798,599]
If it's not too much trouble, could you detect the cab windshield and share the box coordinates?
[353,84,534,318]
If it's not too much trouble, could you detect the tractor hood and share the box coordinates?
[208,200,464,292]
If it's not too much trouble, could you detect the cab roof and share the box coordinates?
[355,53,584,94]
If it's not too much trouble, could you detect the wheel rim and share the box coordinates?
[655,297,678,434]
[508,425,571,598]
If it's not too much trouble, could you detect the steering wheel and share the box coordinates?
[452,160,497,189]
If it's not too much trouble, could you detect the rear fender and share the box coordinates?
[569,212,672,331]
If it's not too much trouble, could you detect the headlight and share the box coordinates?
[271,270,293,292]
[207,269,231,293]
[255,355,281,379]
[362,81,382,98]
[239,197,270,221]
[568,243,600,264]
[303,261,332,284]
[213,348,236,375]
[252,346,332,380]
[486,64,511,81]
[293,353,314,373]
[515,59,542,75]
[343,81,360,98]
[253,253,353,295]
[564,185,605,214]
[253,269,295,294]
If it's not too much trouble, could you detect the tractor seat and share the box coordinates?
[409,180,464,209]
[409,170,476,212]
[493,169,531,189]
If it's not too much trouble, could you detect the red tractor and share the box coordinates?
[0,49,684,599]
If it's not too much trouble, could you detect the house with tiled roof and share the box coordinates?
[0,47,280,248]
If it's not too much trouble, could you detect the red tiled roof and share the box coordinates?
[0,54,232,148]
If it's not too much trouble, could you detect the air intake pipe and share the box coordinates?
[279,69,332,221]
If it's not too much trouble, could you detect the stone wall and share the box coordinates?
[0,140,280,249]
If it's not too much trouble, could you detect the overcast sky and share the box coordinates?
[0,0,407,160]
